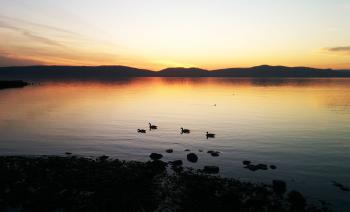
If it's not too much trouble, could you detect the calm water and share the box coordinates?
[1,78,350,210]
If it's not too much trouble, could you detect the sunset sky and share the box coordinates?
[0,0,350,70]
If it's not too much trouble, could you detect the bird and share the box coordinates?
[206,132,215,138]
[149,123,158,130]
[181,127,190,134]
[137,129,146,133]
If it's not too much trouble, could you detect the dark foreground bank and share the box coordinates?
[0,156,330,212]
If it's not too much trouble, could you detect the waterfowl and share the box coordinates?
[181,127,190,134]
[137,129,146,133]
[149,123,158,130]
[206,132,215,138]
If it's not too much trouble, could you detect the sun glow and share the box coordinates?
[0,0,350,69]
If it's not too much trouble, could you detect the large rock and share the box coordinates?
[187,153,198,163]
[149,153,163,160]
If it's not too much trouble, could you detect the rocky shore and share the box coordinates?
[0,156,330,212]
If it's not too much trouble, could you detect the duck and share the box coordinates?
[181,127,190,134]
[206,132,215,138]
[137,129,146,133]
[149,123,158,130]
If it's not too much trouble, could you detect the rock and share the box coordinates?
[242,160,251,166]
[149,153,163,160]
[288,190,306,210]
[243,162,269,171]
[332,181,350,191]
[272,180,287,194]
[169,160,183,172]
[184,149,190,152]
[65,152,72,155]
[198,149,203,152]
[211,152,220,157]
[150,159,168,169]
[169,160,183,167]
[203,166,220,174]
[245,164,259,171]
[187,153,198,163]
[256,164,268,170]
[207,150,220,157]
[98,155,109,161]
[270,165,277,169]
[166,149,173,153]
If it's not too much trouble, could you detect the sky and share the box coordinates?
[0,0,350,70]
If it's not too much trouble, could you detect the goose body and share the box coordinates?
[181,127,190,134]
[149,123,158,130]
[206,132,215,138]
[137,129,146,133]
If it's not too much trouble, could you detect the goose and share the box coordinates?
[149,123,158,130]
[181,127,190,134]
[137,129,146,133]
[206,132,215,138]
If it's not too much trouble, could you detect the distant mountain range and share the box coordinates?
[0,65,349,80]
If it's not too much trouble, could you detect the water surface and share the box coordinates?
[0,78,350,210]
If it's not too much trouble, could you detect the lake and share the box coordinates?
[0,78,350,210]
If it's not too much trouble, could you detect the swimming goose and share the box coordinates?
[149,123,158,130]
[206,132,215,138]
[181,127,190,134]
[137,129,146,133]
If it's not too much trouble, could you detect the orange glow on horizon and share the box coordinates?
[1,1,350,70]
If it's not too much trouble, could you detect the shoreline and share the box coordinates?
[0,80,29,89]
[0,155,330,211]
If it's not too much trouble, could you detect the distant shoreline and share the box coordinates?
[1,65,350,80]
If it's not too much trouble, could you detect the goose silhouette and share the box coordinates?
[181,127,190,134]
[137,129,146,133]
[149,123,158,130]
[206,132,215,138]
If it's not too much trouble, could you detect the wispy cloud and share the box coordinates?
[0,15,144,67]
[0,15,78,36]
[326,46,350,54]
[0,20,64,47]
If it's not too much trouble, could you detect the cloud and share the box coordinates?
[0,15,141,67]
[326,46,350,54]
[0,15,78,36]
[22,31,63,47]
[0,20,64,47]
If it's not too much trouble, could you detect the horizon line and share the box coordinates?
[1,64,349,72]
